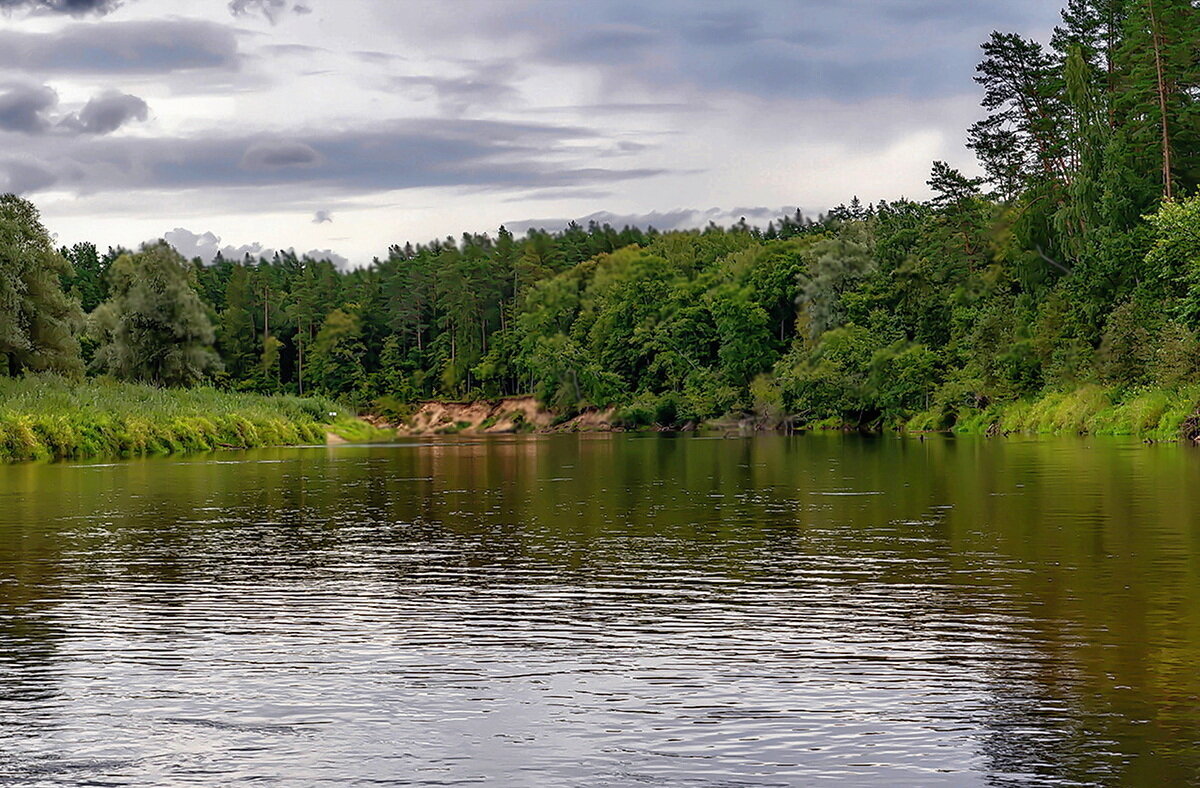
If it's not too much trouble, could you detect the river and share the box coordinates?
[1,434,1197,785]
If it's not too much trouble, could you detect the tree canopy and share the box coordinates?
[0,0,1197,432]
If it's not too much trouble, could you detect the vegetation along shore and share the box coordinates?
[0,376,387,463]
[2,1,1200,456]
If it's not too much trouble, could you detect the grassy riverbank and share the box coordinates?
[907,385,1200,441]
[0,376,390,463]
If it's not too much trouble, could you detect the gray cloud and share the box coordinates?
[0,83,57,133]
[240,140,324,171]
[0,158,56,192]
[62,90,148,134]
[466,0,1060,102]
[3,0,313,18]
[0,82,148,136]
[0,0,120,14]
[313,209,332,223]
[162,226,348,267]
[229,0,310,23]
[0,19,239,74]
[392,60,521,116]
[2,118,665,198]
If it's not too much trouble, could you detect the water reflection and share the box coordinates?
[0,434,1198,785]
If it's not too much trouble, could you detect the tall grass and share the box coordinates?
[912,385,1200,441]
[0,375,377,463]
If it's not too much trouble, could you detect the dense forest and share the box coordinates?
[2,0,1199,433]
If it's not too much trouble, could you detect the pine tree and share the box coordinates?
[218,264,260,383]
[1114,0,1200,200]
[968,32,1069,197]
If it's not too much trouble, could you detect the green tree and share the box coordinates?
[61,242,108,313]
[308,308,366,396]
[218,264,260,384]
[90,242,221,387]
[0,194,84,378]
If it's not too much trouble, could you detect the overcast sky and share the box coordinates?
[0,0,1060,266]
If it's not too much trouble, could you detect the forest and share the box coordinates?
[2,0,1199,435]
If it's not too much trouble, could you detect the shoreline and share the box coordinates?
[385,386,1200,444]
[0,376,392,465]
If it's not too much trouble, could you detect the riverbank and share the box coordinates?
[392,396,618,435]
[0,376,391,463]
[390,385,1200,443]
[911,385,1200,442]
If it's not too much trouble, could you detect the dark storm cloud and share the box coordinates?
[0,19,239,74]
[0,83,58,133]
[1,118,665,198]
[0,0,120,14]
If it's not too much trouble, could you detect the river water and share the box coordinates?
[0,434,1197,786]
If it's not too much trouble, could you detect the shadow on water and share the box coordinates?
[0,433,1198,785]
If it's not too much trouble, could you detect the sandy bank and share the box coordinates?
[392,396,619,435]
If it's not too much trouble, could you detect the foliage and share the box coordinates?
[1,0,1198,439]
[90,243,222,387]
[0,195,84,378]
[0,374,350,463]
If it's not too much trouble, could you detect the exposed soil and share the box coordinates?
[393,396,619,436]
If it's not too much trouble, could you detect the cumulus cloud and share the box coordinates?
[0,20,239,74]
[162,226,348,267]
[0,83,57,133]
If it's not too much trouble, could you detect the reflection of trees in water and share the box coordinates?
[1,436,1199,783]
[913,439,1200,787]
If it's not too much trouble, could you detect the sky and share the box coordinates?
[0,0,1062,266]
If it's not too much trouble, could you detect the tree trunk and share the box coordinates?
[1147,0,1174,199]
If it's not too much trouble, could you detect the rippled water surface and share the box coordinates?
[2,433,1199,786]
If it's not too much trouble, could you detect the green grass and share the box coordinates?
[0,374,390,463]
[908,385,1200,441]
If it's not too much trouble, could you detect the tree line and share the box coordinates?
[2,0,1198,429]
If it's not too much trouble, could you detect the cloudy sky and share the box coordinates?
[0,0,1060,266]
